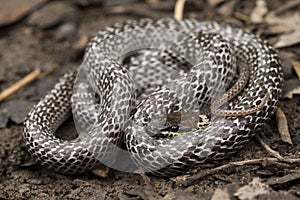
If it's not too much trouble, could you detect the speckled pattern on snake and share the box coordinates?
[23,18,283,176]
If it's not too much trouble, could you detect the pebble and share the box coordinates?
[55,22,77,40]
[27,178,43,185]
[27,1,76,29]
[0,0,46,27]
[18,183,30,194]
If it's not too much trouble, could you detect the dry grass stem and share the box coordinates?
[0,68,41,102]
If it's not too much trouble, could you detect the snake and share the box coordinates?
[23,18,283,176]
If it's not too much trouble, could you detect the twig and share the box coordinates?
[265,172,300,185]
[0,68,41,102]
[276,107,293,145]
[174,0,186,20]
[173,157,300,186]
[255,134,285,161]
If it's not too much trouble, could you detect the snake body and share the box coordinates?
[23,18,283,176]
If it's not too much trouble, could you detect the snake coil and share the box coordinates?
[24,18,283,176]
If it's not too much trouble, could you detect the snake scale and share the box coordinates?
[23,18,283,176]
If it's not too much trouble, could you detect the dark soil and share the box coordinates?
[0,0,299,199]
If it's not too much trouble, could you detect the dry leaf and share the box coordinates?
[265,12,300,48]
[250,0,268,23]
[292,61,300,80]
[265,12,300,29]
[218,0,237,17]
[284,87,300,99]
[276,108,292,145]
[211,188,231,200]
[235,178,270,200]
[275,29,300,48]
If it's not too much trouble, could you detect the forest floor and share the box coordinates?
[0,0,299,199]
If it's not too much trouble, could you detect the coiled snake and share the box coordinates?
[23,18,283,176]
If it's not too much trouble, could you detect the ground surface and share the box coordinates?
[0,0,299,199]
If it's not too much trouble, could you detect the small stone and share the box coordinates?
[27,2,76,29]
[55,23,77,40]
[0,0,46,27]
[27,178,43,185]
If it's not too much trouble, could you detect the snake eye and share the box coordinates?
[170,125,179,132]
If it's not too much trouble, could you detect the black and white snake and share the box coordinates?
[23,18,283,176]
